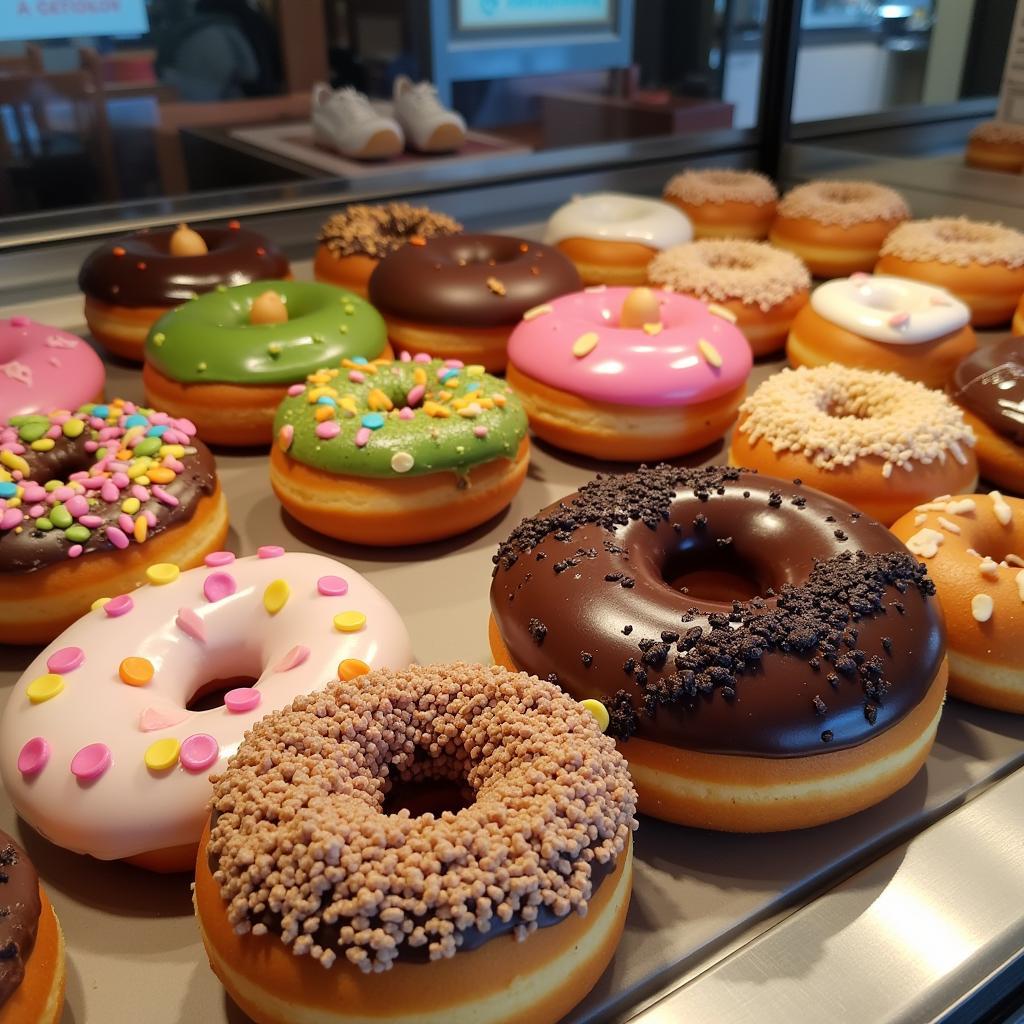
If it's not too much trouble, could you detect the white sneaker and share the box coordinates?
[392,76,466,154]
[311,83,404,160]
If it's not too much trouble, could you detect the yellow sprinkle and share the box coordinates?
[523,303,553,321]
[339,397,359,417]
[30,438,56,452]
[338,658,371,681]
[707,302,738,323]
[457,403,482,418]
[147,467,175,484]
[698,338,723,368]
[333,610,366,633]
[144,738,180,772]
[6,497,20,508]
[0,451,29,476]
[477,397,495,410]
[492,394,507,407]
[263,579,290,614]
[413,367,427,386]
[423,401,451,419]
[308,386,338,403]
[367,388,394,412]
[314,405,336,422]
[62,417,85,438]
[466,364,485,377]
[159,444,186,459]
[127,460,150,479]
[572,332,599,358]
[27,673,64,704]
[134,517,148,543]
[115,448,132,462]
[91,596,110,611]
[642,322,663,336]
[581,698,610,732]
[443,380,459,391]
[146,562,179,585]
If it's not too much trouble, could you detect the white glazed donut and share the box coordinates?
[544,192,693,249]
[810,274,970,344]
[0,548,413,870]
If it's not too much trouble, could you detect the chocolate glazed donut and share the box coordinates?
[950,337,1024,445]
[0,832,41,1006]
[489,465,948,832]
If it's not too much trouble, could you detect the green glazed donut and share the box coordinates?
[145,280,387,384]
[274,355,528,478]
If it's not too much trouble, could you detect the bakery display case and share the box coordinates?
[0,2,1022,1023]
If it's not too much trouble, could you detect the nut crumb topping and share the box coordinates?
[879,217,1024,269]
[319,204,462,260]
[777,180,909,228]
[664,168,777,207]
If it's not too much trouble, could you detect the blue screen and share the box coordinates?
[0,0,149,42]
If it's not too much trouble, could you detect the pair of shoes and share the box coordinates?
[311,76,466,160]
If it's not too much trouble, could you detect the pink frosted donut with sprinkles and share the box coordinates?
[0,550,413,872]
[505,285,752,460]
[0,315,105,420]
[0,398,228,645]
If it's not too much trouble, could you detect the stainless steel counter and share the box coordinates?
[1,263,1022,1024]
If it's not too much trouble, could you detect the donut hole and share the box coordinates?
[185,653,261,712]
[381,748,474,818]
[662,543,767,602]
[704,251,758,272]
[449,240,520,268]
[855,280,904,312]
[822,183,874,205]
[936,222,996,246]
[821,394,876,421]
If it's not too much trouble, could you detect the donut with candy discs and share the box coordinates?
[271,354,529,545]
[0,400,228,645]
[786,273,976,388]
[143,280,391,447]
[0,316,105,420]
[79,221,290,361]
[505,285,752,460]
[193,663,637,1024]
[0,551,413,872]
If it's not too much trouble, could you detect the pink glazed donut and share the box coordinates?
[506,284,752,459]
[0,549,413,872]
[0,316,105,419]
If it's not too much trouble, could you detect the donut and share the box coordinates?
[194,662,636,1024]
[142,281,390,447]
[662,169,778,240]
[1015,293,1024,336]
[368,234,580,372]
[787,273,976,387]
[78,221,290,361]
[892,492,1024,712]
[271,355,529,544]
[769,180,909,278]
[646,240,810,356]
[314,203,463,297]
[948,338,1023,493]
[1,316,104,419]
[875,217,1024,326]
[489,465,946,832]
[729,364,978,525]
[543,192,693,286]
[0,550,413,872]
[0,400,228,645]
[965,121,1024,174]
[506,286,752,460]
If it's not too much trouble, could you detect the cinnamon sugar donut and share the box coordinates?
[647,240,810,356]
[770,180,909,278]
[195,662,637,1024]
[662,169,778,240]
[730,364,978,525]
[876,217,1024,326]
[965,121,1024,174]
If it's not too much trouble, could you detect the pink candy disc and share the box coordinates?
[103,594,134,617]
[315,420,341,440]
[180,733,219,773]
[17,737,50,776]
[203,572,237,603]
[139,706,188,732]
[287,383,305,396]
[224,688,262,714]
[317,575,348,597]
[71,742,112,781]
[271,645,310,673]
[47,646,84,674]
[175,607,206,643]
[257,545,284,559]
[204,550,235,567]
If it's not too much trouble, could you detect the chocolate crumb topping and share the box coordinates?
[318,203,462,260]
[0,833,41,1008]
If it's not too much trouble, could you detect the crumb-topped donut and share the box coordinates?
[965,120,1024,174]
[787,273,975,387]
[544,192,692,286]
[489,465,946,832]
[876,217,1024,326]
[194,662,636,1024]
[730,364,978,524]
[143,281,390,446]
[0,550,413,872]
[770,180,909,278]
[0,316,104,419]
[79,221,290,361]
[314,203,463,297]
[368,234,580,372]
[662,169,778,240]
[272,354,529,544]
[0,829,65,1024]
[506,286,751,459]
[0,400,227,644]
[949,338,1023,493]
[892,492,1024,712]
[647,240,810,356]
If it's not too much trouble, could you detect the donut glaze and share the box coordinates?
[0,551,413,863]
[0,318,104,420]
[368,234,580,328]
[490,465,944,757]
[950,337,1024,445]
[0,829,41,1008]
[506,287,751,406]
[544,193,693,249]
[78,223,290,308]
